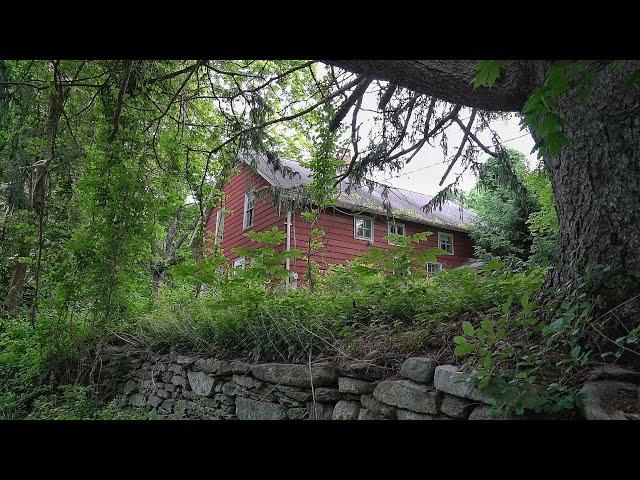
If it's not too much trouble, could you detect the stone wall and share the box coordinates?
[99,347,639,420]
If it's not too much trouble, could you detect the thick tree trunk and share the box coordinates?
[542,61,640,325]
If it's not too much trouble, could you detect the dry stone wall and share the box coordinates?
[99,347,639,420]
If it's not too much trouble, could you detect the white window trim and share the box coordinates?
[214,209,224,245]
[354,215,374,241]
[438,231,455,255]
[232,257,245,269]
[387,220,405,245]
[243,192,255,230]
[427,262,443,275]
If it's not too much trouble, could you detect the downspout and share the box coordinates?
[285,210,292,291]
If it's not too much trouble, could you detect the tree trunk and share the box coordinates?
[542,61,640,326]
[6,242,30,313]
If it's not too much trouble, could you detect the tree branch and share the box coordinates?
[440,108,477,186]
[328,75,372,132]
[322,60,535,112]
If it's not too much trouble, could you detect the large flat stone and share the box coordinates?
[192,358,233,376]
[373,380,440,414]
[233,374,262,390]
[440,394,477,419]
[235,397,287,420]
[579,381,638,420]
[128,393,146,407]
[251,363,337,388]
[176,355,196,366]
[123,380,139,395]
[433,365,487,402]
[230,360,252,374]
[332,400,361,420]
[187,371,215,397]
[314,387,341,402]
[468,405,526,420]
[396,409,438,420]
[287,407,307,420]
[400,357,437,384]
[360,394,396,418]
[586,366,640,384]
[276,385,313,402]
[338,377,375,395]
[306,402,335,420]
[337,362,386,381]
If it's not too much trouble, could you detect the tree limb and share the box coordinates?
[329,75,372,132]
[439,108,476,186]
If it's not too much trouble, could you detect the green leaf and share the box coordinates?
[473,60,505,89]
[462,321,475,336]
[454,343,475,356]
[453,335,467,345]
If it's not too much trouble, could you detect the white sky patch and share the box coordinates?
[347,90,537,196]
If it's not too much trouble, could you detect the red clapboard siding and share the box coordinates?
[206,164,475,278]
[287,207,474,276]
[205,166,285,263]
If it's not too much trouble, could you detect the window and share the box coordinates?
[214,209,225,245]
[232,257,245,269]
[243,192,255,230]
[427,262,442,276]
[438,231,454,255]
[354,215,374,241]
[387,221,405,245]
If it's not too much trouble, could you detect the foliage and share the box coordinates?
[525,170,559,263]
[233,226,301,288]
[449,261,638,417]
[465,149,558,264]
[134,230,545,365]
[351,231,443,280]
[473,61,505,89]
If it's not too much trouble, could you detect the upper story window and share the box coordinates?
[387,221,405,245]
[243,192,255,230]
[438,231,454,255]
[354,215,374,241]
[214,209,225,245]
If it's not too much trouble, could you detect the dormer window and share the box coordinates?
[354,215,374,241]
[243,192,255,230]
[438,231,454,255]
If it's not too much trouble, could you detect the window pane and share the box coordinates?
[356,217,372,239]
[439,233,453,254]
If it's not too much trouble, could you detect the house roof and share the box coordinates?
[239,151,477,232]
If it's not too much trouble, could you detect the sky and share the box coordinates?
[351,92,537,196]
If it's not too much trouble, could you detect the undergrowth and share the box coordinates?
[2,229,637,419]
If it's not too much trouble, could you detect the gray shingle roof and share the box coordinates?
[239,151,476,232]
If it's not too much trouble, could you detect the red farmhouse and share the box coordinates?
[206,153,476,284]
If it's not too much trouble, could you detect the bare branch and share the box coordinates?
[440,108,477,186]
[329,75,372,132]
[378,84,396,110]
[452,114,498,158]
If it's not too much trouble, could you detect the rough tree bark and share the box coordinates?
[325,60,640,326]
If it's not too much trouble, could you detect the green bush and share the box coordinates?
[133,244,546,365]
